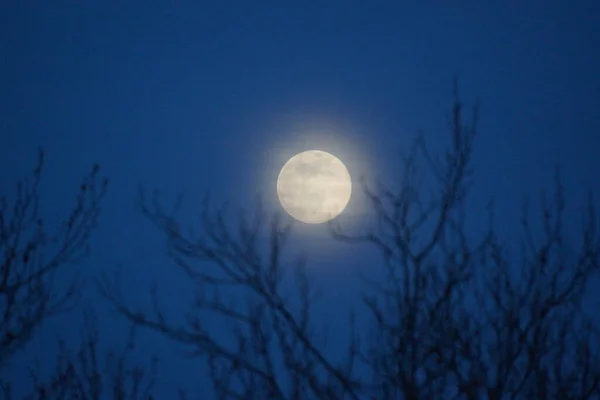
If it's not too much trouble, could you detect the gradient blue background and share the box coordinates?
[1,1,599,397]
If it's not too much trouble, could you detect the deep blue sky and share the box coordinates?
[2,1,599,397]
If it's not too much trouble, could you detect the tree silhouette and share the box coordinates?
[0,150,108,367]
[0,150,120,397]
[100,86,600,399]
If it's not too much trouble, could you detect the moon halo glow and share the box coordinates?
[276,150,352,224]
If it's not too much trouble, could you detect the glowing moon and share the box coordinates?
[277,150,352,224]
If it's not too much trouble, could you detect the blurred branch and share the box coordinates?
[0,149,108,367]
[100,197,361,399]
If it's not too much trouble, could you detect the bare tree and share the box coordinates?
[327,86,480,399]
[101,85,600,399]
[329,87,600,398]
[0,149,108,367]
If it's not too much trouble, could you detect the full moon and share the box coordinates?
[277,150,352,224]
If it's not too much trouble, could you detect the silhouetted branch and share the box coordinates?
[100,197,361,399]
[0,149,108,367]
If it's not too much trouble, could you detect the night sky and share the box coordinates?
[1,1,600,397]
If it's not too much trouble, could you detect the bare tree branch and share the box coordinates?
[0,149,108,367]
